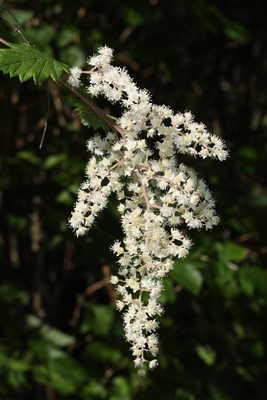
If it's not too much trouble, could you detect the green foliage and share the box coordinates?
[239,267,267,298]
[74,99,113,132]
[0,42,69,83]
[170,259,203,295]
[79,303,115,337]
[195,344,216,366]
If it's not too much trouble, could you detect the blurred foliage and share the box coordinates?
[0,0,267,399]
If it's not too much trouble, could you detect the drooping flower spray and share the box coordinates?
[68,46,229,376]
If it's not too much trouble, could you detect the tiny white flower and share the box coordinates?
[137,369,146,377]
[110,275,119,285]
[149,359,158,370]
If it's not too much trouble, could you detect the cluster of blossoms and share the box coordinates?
[68,46,229,376]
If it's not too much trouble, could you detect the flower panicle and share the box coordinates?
[68,46,229,374]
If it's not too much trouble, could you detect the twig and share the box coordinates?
[61,80,127,141]
[39,82,51,149]
[0,5,32,45]
[71,277,110,333]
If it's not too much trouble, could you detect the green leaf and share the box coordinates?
[38,324,75,347]
[8,358,31,372]
[24,24,56,49]
[208,384,233,400]
[43,154,66,169]
[0,351,7,370]
[32,364,49,386]
[82,380,108,398]
[217,242,247,262]
[55,190,74,205]
[82,340,122,363]
[160,278,176,304]
[16,150,40,165]
[33,362,78,394]
[170,261,203,295]
[250,340,264,358]
[239,267,267,298]
[60,45,86,67]
[80,304,115,337]
[110,376,131,399]
[29,339,65,361]
[224,21,251,41]
[195,345,216,366]
[175,388,196,400]
[74,100,111,132]
[46,234,64,250]
[236,366,254,382]
[6,214,28,231]
[122,7,145,27]
[0,19,9,42]
[23,314,43,330]
[56,26,80,48]
[3,9,33,27]
[0,282,29,306]
[12,10,34,25]
[232,322,245,339]
[0,42,69,83]
[49,356,87,384]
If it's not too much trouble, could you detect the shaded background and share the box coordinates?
[0,0,267,399]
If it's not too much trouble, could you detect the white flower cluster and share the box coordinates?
[68,46,229,376]
[67,66,82,88]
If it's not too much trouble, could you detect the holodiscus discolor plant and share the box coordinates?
[67,46,229,376]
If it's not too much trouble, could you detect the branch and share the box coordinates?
[71,277,109,334]
[0,6,32,45]
[62,80,126,141]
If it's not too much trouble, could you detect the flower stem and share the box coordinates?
[62,80,126,141]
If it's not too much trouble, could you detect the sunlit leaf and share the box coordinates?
[0,42,69,83]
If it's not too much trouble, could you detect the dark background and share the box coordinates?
[0,0,267,399]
